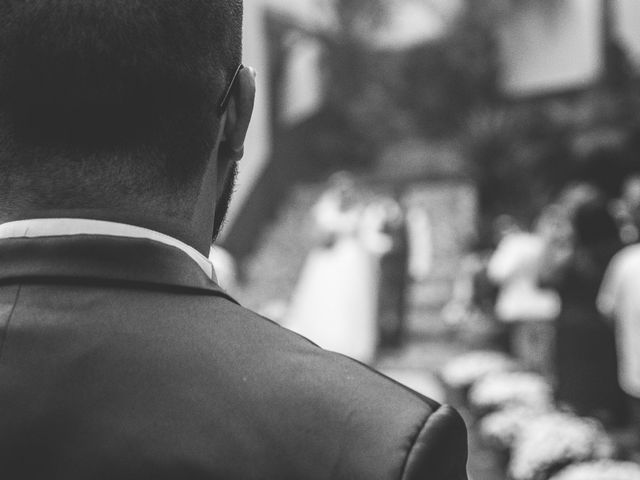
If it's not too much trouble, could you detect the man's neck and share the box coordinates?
[0,209,212,256]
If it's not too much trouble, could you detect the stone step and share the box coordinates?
[406,312,448,327]
[239,183,326,310]
[410,279,454,309]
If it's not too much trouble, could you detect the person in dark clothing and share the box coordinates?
[540,186,627,425]
[377,198,409,348]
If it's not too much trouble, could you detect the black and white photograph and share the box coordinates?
[0,1,639,479]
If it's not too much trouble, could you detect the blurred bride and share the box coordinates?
[283,174,385,364]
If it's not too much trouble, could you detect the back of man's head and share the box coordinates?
[0,0,242,216]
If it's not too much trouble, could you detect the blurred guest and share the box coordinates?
[487,215,560,372]
[611,173,640,244]
[598,244,640,439]
[539,185,626,424]
[470,252,501,322]
[488,217,560,326]
[491,214,521,244]
[283,174,379,363]
[376,196,409,348]
[309,172,360,247]
[442,235,498,325]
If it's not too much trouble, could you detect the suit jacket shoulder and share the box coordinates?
[401,404,468,480]
[212,301,469,480]
[0,236,468,480]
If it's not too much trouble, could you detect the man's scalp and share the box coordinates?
[0,0,242,155]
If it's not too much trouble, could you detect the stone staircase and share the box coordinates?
[237,183,327,312]
[237,178,474,324]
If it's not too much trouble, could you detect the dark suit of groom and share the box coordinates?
[0,1,468,478]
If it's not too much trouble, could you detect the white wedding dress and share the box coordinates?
[283,197,380,364]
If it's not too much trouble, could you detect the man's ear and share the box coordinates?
[220,66,256,163]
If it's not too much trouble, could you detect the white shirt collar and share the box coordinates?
[0,218,216,281]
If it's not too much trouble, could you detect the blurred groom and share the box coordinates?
[0,1,468,478]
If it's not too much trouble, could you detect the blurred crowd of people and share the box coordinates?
[445,173,640,442]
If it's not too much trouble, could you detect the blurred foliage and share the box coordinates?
[314,0,503,147]
[267,0,505,168]
[463,0,640,229]
[467,87,640,233]
[273,0,640,228]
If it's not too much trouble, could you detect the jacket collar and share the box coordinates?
[0,218,216,280]
[0,220,237,303]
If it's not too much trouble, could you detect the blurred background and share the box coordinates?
[211,1,640,479]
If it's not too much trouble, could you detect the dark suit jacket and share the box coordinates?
[0,234,468,479]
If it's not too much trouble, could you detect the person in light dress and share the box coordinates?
[283,175,389,364]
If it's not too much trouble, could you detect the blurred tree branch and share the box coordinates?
[272,0,640,231]
[296,0,505,155]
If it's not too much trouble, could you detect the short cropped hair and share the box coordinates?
[0,0,242,211]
